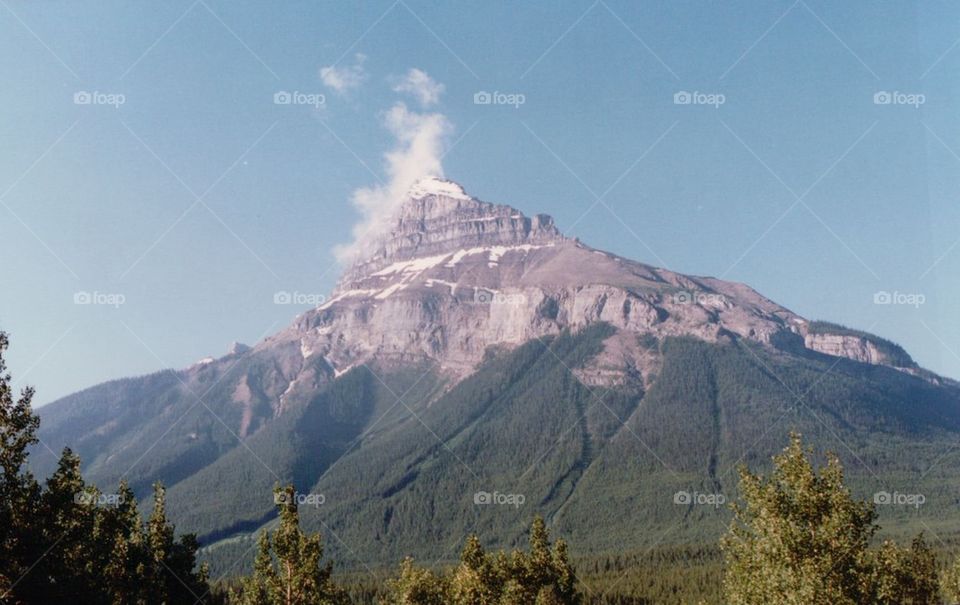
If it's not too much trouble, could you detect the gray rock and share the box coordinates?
[250,177,928,398]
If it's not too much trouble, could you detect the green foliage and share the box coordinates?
[9,457,210,604]
[382,516,581,605]
[0,331,42,599]
[575,545,724,605]
[232,484,347,605]
[36,324,960,577]
[869,535,938,605]
[0,331,210,604]
[722,433,939,605]
[385,557,448,605]
[11,320,960,604]
[942,552,960,603]
[166,363,436,549]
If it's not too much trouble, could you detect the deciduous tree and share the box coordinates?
[722,433,938,605]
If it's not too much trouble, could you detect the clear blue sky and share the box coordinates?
[2,0,959,404]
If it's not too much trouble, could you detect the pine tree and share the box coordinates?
[0,331,211,604]
[551,537,579,605]
[449,534,502,604]
[239,531,276,605]
[101,481,148,603]
[142,482,207,604]
[385,517,582,605]
[528,517,554,588]
[0,331,43,601]
[38,448,101,602]
[384,557,448,605]
[235,484,345,605]
[495,551,527,605]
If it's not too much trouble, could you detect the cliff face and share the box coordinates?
[243,177,923,405]
[338,177,563,283]
[804,333,894,366]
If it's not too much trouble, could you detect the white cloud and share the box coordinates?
[392,68,445,107]
[320,54,367,94]
[334,100,452,264]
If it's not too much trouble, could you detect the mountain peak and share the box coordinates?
[396,176,488,223]
[341,178,565,281]
[406,176,471,201]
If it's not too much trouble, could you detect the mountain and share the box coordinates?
[33,177,960,574]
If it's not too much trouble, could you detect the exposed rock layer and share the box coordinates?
[249,177,922,403]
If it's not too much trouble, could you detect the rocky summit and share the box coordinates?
[340,176,564,280]
[268,176,927,390]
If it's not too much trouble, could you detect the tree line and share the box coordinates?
[4,330,960,604]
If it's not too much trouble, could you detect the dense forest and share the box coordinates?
[30,321,960,578]
[5,329,960,604]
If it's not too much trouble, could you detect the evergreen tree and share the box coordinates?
[234,484,345,605]
[36,448,100,601]
[0,331,43,601]
[101,481,149,603]
[0,331,210,604]
[385,557,448,605]
[942,552,960,604]
[144,481,210,603]
[384,517,581,605]
[449,534,502,604]
[550,537,578,605]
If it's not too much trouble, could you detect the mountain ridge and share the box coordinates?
[268,176,928,385]
[29,176,960,574]
[33,176,946,466]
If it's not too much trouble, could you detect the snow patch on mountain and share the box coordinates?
[371,252,456,277]
[408,176,470,200]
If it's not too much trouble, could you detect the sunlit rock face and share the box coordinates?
[243,177,922,406]
[339,176,564,283]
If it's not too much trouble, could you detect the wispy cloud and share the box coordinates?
[392,68,445,107]
[320,53,367,94]
[334,70,452,265]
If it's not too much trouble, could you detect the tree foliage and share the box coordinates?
[941,552,960,604]
[232,484,347,605]
[0,332,210,604]
[722,433,939,605]
[5,327,960,605]
[383,516,581,605]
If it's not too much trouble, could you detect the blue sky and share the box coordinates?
[1,0,959,404]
